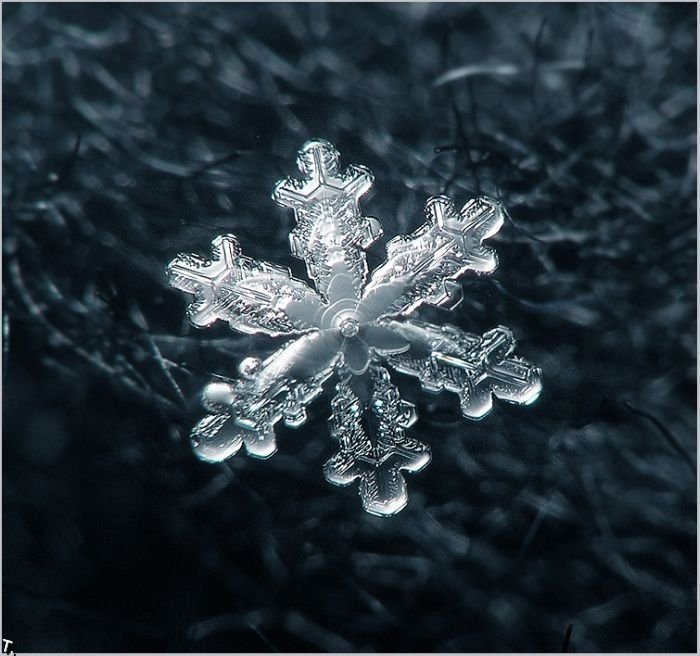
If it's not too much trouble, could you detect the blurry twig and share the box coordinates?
[434,59,586,87]
[623,401,695,474]
[561,622,574,652]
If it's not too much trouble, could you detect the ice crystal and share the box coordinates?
[167,140,542,516]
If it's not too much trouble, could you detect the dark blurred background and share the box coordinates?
[3,2,696,652]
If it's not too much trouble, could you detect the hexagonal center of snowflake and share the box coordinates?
[339,317,360,338]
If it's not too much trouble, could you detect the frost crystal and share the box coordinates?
[168,139,542,516]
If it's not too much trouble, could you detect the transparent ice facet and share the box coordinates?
[323,367,430,516]
[272,139,382,302]
[386,321,542,419]
[358,196,504,320]
[167,234,322,336]
[167,139,542,515]
[191,334,339,462]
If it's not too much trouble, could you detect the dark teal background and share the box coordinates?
[3,3,696,652]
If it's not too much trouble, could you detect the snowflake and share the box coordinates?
[167,139,542,516]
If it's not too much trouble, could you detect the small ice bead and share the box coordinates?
[202,382,235,412]
[238,357,262,378]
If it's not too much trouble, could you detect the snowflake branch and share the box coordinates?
[359,196,504,319]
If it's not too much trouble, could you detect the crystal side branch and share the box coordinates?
[167,139,542,516]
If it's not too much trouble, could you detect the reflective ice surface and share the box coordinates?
[168,139,542,515]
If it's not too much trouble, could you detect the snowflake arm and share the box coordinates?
[167,234,323,336]
[358,196,504,320]
[323,367,431,516]
[190,333,340,462]
[384,320,542,419]
[272,139,383,302]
